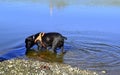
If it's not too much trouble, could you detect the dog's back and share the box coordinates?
[25,32,67,53]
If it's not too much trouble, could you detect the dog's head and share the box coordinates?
[25,32,41,50]
[25,36,35,50]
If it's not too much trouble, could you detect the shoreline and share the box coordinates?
[0,58,98,75]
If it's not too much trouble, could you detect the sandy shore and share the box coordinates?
[0,58,98,75]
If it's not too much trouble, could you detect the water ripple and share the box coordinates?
[64,32,120,71]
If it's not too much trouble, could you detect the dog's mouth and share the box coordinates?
[25,41,34,49]
[25,45,30,49]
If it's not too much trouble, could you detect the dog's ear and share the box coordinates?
[25,36,33,43]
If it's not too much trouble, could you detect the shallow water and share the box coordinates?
[0,0,120,74]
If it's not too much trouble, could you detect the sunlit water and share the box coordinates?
[0,1,120,74]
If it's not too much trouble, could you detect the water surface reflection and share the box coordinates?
[0,0,120,75]
[26,49,64,63]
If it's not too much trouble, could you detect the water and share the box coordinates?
[0,0,120,74]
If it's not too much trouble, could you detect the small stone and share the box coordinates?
[9,61,13,64]
[101,70,106,73]
[8,65,13,68]
[63,72,68,75]
[56,70,60,74]
[19,72,23,75]
[69,67,74,71]
[93,72,98,75]
[41,70,46,75]
[11,70,17,74]
[0,71,4,74]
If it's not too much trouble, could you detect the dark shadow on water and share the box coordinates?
[25,49,65,63]
[0,57,7,62]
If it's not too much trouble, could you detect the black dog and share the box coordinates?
[25,32,67,53]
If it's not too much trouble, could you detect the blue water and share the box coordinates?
[0,1,120,74]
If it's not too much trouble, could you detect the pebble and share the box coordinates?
[93,72,98,75]
[101,70,106,73]
[8,65,13,68]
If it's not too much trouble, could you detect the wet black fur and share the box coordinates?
[25,32,67,53]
